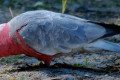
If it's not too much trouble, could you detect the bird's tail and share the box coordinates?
[84,40,120,53]
[90,21,120,38]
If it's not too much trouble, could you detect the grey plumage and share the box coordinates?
[8,10,120,55]
[84,40,120,52]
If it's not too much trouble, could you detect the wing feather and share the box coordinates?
[18,12,106,55]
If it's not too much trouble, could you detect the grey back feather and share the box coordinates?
[9,10,106,55]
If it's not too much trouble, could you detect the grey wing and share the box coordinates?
[18,14,106,55]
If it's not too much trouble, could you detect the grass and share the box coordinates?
[0,55,21,63]
[62,0,67,13]
[71,57,89,67]
[85,58,89,66]
[6,55,20,63]
[73,63,82,67]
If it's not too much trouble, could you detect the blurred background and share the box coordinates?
[0,0,120,24]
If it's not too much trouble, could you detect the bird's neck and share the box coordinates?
[0,23,23,57]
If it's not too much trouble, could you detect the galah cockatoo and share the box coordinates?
[0,10,120,66]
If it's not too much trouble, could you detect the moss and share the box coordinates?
[0,55,21,63]
[85,58,89,66]
[72,63,82,67]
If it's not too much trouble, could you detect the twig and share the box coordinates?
[9,7,14,18]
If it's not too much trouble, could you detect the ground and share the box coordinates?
[0,0,120,80]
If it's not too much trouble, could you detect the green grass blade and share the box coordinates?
[85,58,89,66]
[62,0,67,13]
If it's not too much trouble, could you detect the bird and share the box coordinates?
[0,10,120,66]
